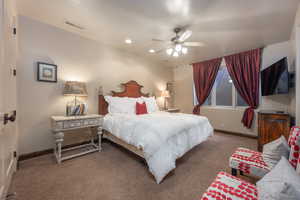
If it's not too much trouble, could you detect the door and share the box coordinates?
[0,0,18,198]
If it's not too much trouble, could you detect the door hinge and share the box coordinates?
[13,27,16,35]
[13,151,17,158]
[13,69,16,76]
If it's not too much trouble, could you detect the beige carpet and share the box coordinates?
[9,132,256,200]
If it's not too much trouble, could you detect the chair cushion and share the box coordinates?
[256,157,300,200]
[262,136,290,168]
[201,171,257,200]
[229,147,271,178]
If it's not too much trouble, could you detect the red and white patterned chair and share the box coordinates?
[200,171,257,200]
[288,126,300,168]
[229,147,271,178]
[229,126,300,178]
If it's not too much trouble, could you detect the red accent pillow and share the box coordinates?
[136,102,148,115]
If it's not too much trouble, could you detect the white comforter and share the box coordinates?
[103,111,213,183]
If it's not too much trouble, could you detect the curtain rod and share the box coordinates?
[189,46,264,65]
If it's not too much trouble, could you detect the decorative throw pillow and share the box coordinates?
[256,157,300,200]
[141,97,159,113]
[136,102,148,115]
[263,136,290,168]
[104,96,137,114]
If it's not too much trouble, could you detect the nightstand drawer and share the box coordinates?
[63,120,82,129]
[83,119,102,126]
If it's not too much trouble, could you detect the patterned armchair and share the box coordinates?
[200,171,257,200]
[229,126,300,178]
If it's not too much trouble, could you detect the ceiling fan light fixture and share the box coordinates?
[166,48,173,55]
[175,44,182,52]
[149,49,155,53]
[173,51,179,57]
[182,47,188,54]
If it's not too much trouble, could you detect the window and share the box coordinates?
[193,65,247,108]
[215,67,232,106]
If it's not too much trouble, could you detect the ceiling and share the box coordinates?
[17,0,300,67]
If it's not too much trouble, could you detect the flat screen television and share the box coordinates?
[261,57,289,96]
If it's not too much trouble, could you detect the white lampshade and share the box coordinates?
[63,81,88,97]
[182,47,188,54]
[173,51,179,57]
[166,48,173,55]
[175,44,182,52]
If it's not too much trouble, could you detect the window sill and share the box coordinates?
[201,106,247,111]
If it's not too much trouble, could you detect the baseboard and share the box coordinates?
[215,129,258,139]
[18,140,91,161]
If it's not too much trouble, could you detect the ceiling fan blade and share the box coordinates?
[153,46,173,54]
[183,42,205,47]
[178,30,192,42]
[152,38,167,42]
[155,48,165,53]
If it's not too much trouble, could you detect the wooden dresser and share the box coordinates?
[258,110,291,152]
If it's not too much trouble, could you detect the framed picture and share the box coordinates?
[37,62,57,82]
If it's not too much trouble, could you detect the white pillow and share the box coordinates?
[141,96,159,113]
[104,96,137,114]
[263,136,290,168]
[257,157,300,200]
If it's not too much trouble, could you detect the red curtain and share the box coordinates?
[193,58,222,114]
[224,48,262,128]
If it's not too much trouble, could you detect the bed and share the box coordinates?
[98,80,213,183]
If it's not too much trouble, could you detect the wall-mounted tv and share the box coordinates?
[261,57,289,96]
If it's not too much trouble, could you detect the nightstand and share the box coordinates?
[165,108,180,113]
[51,114,103,164]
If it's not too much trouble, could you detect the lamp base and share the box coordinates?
[66,98,88,116]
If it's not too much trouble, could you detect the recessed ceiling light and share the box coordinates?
[149,49,155,53]
[125,39,132,44]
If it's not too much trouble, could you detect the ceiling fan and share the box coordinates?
[152,27,204,57]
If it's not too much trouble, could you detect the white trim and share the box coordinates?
[201,105,247,110]
[0,186,4,200]
[6,156,14,177]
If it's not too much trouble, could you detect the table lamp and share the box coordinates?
[161,90,170,110]
[63,81,88,116]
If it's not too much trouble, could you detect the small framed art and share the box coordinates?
[37,62,57,82]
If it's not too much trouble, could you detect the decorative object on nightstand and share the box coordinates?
[63,81,88,116]
[161,90,170,110]
[165,108,180,113]
[51,114,103,164]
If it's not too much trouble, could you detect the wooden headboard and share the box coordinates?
[98,80,149,115]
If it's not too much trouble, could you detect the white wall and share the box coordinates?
[174,41,293,136]
[290,4,300,125]
[17,16,173,155]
